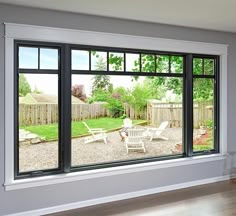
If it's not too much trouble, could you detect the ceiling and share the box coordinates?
[0,0,236,33]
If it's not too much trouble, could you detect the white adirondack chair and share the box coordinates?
[119,118,133,140]
[82,122,107,144]
[123,118,133,128]
[125,128,146,153]
[145,121,169,142]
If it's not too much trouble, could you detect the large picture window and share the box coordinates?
[15,41,219,178]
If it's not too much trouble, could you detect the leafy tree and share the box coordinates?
[192,58,214,100]
[19,74,31,96]
[111,87,129,102]
[88,88,110,103]
[91,75,113,94]
[139,55,183,98]
[106,96,124,118]
[103,87,128,118]
[143,78,166,100]
[127,83,152,119]
[193,79,214,101]
[71,84,87,102]
[91,56,113,94]
[141,54,155,72]
[107,53,214,101]
[94,56,107,70]
[109,53,124,71]
[193,58,202,75]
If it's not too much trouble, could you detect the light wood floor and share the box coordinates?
[48,179,236,216]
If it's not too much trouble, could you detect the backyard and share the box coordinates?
[17,50,215,173]
[19,120,213,173]
[20,117,146,141]
[19,126,185,172]
[19,115,213,172]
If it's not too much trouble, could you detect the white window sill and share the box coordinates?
[4,154,227,191]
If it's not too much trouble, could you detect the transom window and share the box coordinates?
[15,41,219,179]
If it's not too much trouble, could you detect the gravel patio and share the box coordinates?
[19,127,185,172]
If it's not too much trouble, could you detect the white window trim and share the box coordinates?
[4,23,228,191]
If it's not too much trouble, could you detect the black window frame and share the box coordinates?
[14,40,220,179]
[192,55,220,155]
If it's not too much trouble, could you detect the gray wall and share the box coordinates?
[0,3,235,215]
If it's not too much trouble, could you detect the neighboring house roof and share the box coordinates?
[20,93,85,104]
[71,96,85,104]
[19,97,24,104]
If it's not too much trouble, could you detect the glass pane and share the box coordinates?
[156,55,169,73]
[71,75,183,167]
[72,50,89,70]
[18,74,59,172]
[109,52,124,71]
[193,58,203,75]
[193,78,214,152]
[126,53,140,72]
[19,47,38,69]
[40,48,59,70]
[171,56,183,73]
[141,54,155,72]
[204,59,214,75]
[91,51,107,71]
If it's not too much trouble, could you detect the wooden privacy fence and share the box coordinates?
[19,103,108,126]
[123,103,147,120]
[71,103,108,121]
[193,101,213,128]
[146,101,213,128]
[19,101,213,127]
[147,102,182,127]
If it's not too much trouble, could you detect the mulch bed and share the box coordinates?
[174,129,211,153]
[193,129,211,145]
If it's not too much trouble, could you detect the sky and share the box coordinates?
[24,74,144,96]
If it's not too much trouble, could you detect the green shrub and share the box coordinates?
[119,114,127,119]
[193,145,213,151]
[206,120,214,129]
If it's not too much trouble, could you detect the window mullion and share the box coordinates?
[61,45,72,172]
[214,56,220,152]
[14,43,19,178]
[184,54,193,156]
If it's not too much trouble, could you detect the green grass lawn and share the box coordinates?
[20,117,146,141]
[193,144,213,151]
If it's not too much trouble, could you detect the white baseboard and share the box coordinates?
[7,175,232,216]
[231,173,236,179]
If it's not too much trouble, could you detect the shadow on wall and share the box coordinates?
[228,152,236,178]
